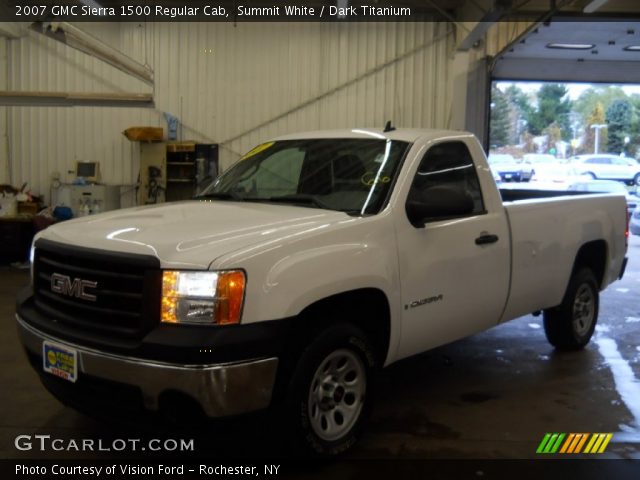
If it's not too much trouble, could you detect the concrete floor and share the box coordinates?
[1,237,639,468]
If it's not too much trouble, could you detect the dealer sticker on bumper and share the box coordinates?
[43,341,78,383]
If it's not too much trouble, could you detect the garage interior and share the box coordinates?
[1,0,640,469]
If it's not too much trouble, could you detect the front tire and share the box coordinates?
[543,268,599,350]
[285,323,375,456]
[634,172,640,187]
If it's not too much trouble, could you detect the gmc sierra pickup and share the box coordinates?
[16,129,628,455]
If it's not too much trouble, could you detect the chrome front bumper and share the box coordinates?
[16,315,278,417]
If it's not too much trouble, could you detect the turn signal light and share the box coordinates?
[161,270,246,325]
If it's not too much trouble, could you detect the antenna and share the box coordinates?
[383,120,396,133]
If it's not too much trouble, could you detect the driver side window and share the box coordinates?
[407,141,485,219]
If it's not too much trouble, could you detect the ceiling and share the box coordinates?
[499,20,640,62]
[493,17,640,83]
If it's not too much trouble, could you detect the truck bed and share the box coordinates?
[499,188,587,202]
[498,192,627,323]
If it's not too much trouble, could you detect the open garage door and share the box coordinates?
[492,18,640,83]
[487,17,640,192]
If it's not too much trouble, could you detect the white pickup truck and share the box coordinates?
[16,129,628,456]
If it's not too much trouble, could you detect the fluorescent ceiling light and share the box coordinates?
[546,43,595,50]
[624,45,640,51]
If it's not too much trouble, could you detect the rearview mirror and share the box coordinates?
[406,185,474,228]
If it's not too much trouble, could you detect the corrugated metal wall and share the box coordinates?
[6,21,456,201]
[484,21,535,57]
[0,38,8,184]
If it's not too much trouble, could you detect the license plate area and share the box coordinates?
[43,341,78,383]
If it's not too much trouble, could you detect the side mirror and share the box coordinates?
[406,185,474,228]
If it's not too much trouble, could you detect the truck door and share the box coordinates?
[394,140,511,359]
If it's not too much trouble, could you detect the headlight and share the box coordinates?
[161,270,246,325]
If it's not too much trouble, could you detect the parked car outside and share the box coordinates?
[570,154,640,186]
[525,154,583,187]
[631,204,640,235]
[488,153,533,182]
[567,179,638,218]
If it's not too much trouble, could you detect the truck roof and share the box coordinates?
[273,128,471,143]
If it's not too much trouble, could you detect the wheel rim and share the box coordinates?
[307,348,366,442]
[572,284,595,337]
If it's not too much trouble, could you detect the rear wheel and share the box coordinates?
[543,268,599,350]
[586,172,597,179]
[634,173,640,187]
[284,323,375,456]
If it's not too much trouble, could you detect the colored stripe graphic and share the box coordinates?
[559,433,575,453]
[574,433,589,453]
[544,433,559,453]
[536,433,552,454]
[584,433,613,454]
[597,433,613,453]
[550,433,565,453]
[538,433,613,454]
[536,433,565,454]
[569,433,583,453]
[583,434,598,453]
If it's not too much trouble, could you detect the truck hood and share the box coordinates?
[40,201,350,269]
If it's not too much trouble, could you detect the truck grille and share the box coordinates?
[33,239,161,338]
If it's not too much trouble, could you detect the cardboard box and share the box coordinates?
[18,202,38,215]
[167,142,196,153]
[123,127,164,142]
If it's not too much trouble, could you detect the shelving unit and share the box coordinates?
[166,142,196,202]
[138,141,218,204]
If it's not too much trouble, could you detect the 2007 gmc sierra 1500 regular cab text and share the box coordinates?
[16,129,628,455]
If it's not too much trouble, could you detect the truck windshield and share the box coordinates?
[198,138,410,215]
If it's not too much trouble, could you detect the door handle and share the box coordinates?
[475,234,499,245]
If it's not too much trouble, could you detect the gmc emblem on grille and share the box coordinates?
[50,273,98,302]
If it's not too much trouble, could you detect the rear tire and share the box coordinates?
[284,323,376,457]
[543,268,599,350]
[634,173,640,187]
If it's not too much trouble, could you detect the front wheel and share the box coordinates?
[634,173,640,187]
[543,268,599,350]
[284,323,375,456]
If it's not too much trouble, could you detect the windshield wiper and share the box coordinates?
[268,194,334,210]
[196,191,243,201]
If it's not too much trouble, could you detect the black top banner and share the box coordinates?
[0,0,569,23]
[3,0,437,22]
[2,0,639,22]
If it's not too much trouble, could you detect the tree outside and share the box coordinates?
[527,84,572,141]
[490,86,510,148]
[490,82,640,159]
[606,99,634,155]
[581,102,607,155]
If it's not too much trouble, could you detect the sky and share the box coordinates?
[495,81,640,100]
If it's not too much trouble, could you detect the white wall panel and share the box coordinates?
[6,21,455,202]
